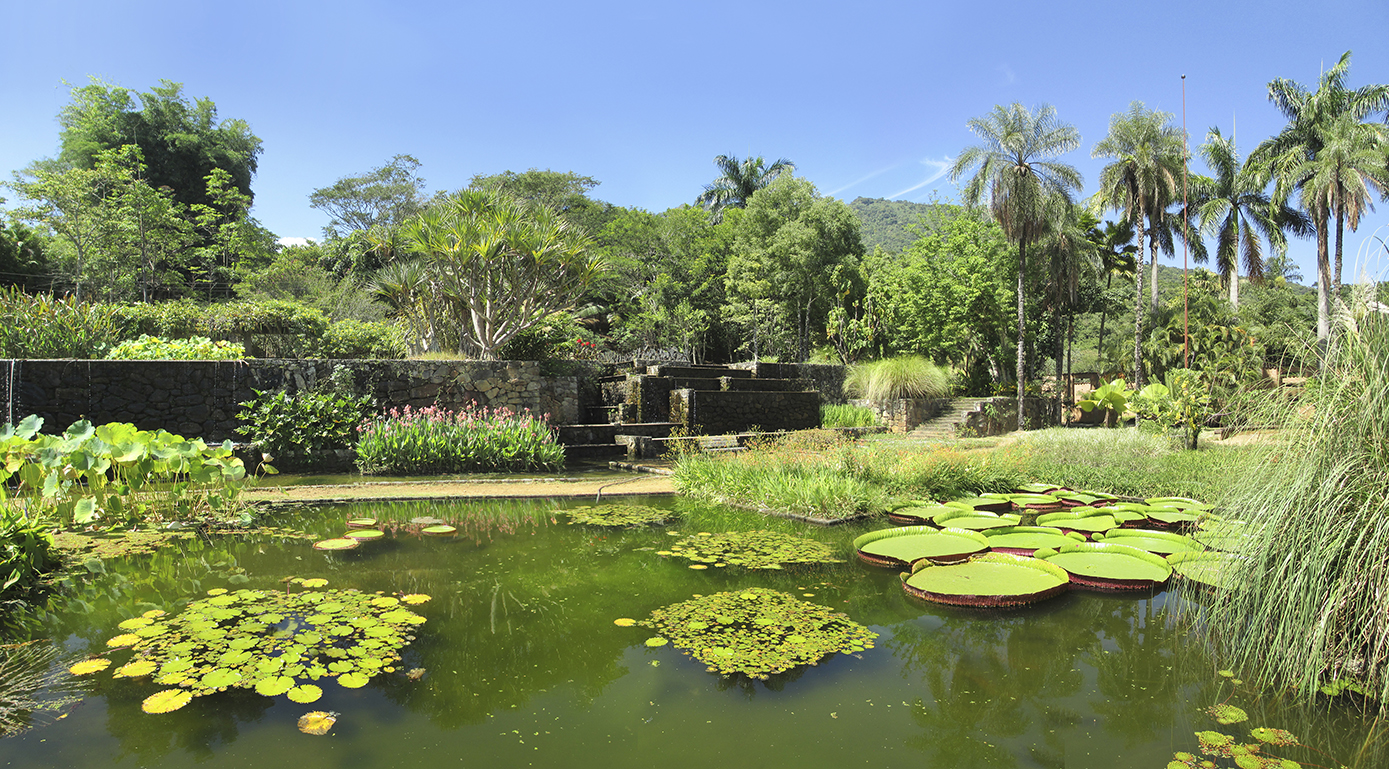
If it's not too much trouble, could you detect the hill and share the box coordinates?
[848,197,954,254]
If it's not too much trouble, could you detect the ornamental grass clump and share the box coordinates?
[845,355,950,401]
[355,404,563,474]
[1192,307,1389,705]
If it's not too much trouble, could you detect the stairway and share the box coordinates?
[905,398,991,440]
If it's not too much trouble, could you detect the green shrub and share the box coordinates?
[821,403,879,428]
[0,507,57,598]
[356,404,563,474]
[846,356,951,401]
[0,416,249,527]
[113,300,203,339]
[0,287,125,358]
[106,335,245,360]
[316,319,406,359]
[205,300,330,358]
[236,389,375,464]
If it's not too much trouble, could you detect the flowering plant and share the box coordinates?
[355,404,563,474]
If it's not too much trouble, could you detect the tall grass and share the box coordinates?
[1193,308,1389,703]
[845,355,950,401]
[820,403,879,428]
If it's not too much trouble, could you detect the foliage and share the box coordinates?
[203,299,330,356]
[106,334,245,360]
[468,168,615,236]
[1189,308,1389,705]
[1130,369,1214,449]
[355,404,563,474]
[845,355,950,401]
[0,506,58,597]
[234,245,387,321]
[663,530,844,569]
[236,388,375,463]
[309,154,428,242]
[695,155,796,222]
[0,219,49,291]
[315,320,406,359]
[566,504,673,528]
[496,311,591,361]
[75,581,425,714]
[846,196,949,254]
[635,588,875,680]
[383,190,603,358]
[820,404,878,428]
[0,416,249,527]
[1076,378,1134,427]
[0,286,126,358]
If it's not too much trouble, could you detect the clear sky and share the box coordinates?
[3,0,1389,285]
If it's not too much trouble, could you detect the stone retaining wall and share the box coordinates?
[669,389,821,435]
[960,397,1060,435]
[1,359,596,442]
[727,362,847,404]
[850,397,953,433]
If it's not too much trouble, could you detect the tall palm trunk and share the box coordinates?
[1229,218,1241,308]
[1149,222,1161,310]
[1316,211,1331,341]
[1333,206,1345,297]
[1017,238,1027,431]
[1132,213,1146,387]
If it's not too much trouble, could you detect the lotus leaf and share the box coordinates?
[567,503,675,528]
[300,578,329,588]
[853,526,989,567]
[106,634,141,648]
[297,710,338,735]
[667,531,843,570]
[328,660,354,673]
[141,689,193,714]
[142,609,167,619]
[69,659,112,676]
[201,669,242,689]
[1035,543,1172,590]
[118,617,152,630]
[160,659,194,674]
[930,509,1022,531]
[113,660,158,678]
[288,684,323,703]
[1092,529,1202,555]
[637,588,876,680]
[255,676,295,696]
[902,553,1070,608]
[401,594,430,605]
[207,588,228,596]
[313,538,359,551]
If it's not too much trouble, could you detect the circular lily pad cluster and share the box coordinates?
[662,531,843,570]
[566,504,674,528]
[81,581,428,714]
[637,587,876,679]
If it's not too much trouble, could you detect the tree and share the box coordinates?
[467,169,613,235]
[384,190,604,358]
[1256,50,1389,340]
[1089,220,1138,370]
[1191,127,1310,308]
[696,154,796,222]
[309,154,428,241]
[56,78,262,213]
[8,157,124,299]
[1090,101,1184,385]
[0,218,50,290]
[726,176,863,361]
[950,103,1082,428]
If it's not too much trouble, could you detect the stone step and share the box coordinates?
[562,443,627,459]
[648,365,752,379]
[557,422,680,445]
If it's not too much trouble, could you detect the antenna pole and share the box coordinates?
[1182,74,1191,370]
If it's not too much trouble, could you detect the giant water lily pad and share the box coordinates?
[1145,507,1201,528]
[1193,519,1249,552]
[1035,509,1119,535]
[887,504,959,526]
[636,587,876,680]
[665,531,843,570]
[313,538,359,551]
[946,496,1014,514]
[931,509,1022,531]
[1105,503,1152,526]
[981,526,1085,556]
[1145,496,1212,510]
[1167,551,1240,591]
[83,582,426,714]
[566,504,674,528]
[1015,482,1067,495]
[343,529,385,542]
[1034,543,1172,590]
[901,552,1070,608]
[1007,493,1064,512]
[853,526,989,567]
[1092,529,1202,556]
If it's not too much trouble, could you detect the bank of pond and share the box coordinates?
[0,491,1378,769]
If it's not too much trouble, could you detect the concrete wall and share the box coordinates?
[0,358,596,442]
[669,388,821,435]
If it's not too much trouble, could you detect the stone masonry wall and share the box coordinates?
[726,361,847,404]
[669,389,821,435]
[2,359,595,442]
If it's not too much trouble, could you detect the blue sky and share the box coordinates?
[3,0,1389,284]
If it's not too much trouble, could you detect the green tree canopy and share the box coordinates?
[467,169,614,235]
[309,154,428,240]
[696,154,795,223]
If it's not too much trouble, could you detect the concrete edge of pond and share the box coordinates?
[245,475,677,507]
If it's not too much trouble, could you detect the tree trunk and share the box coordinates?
[1316,212,1331,341]
[1229,218,1240,309]
[1133,214,1147,388]
[1334,206,1345,298]
[1149,225,1160,311]
[1017,238,1027,431]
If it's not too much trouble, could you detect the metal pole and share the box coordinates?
[1182,74,1190,370]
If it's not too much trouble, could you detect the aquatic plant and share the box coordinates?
[74,580,427,714]
[662,530,843,570]
[901,552,1071,608]
[566,504,674,528]
[1033,542,1172,590]
[355,403,563,474]
[853,526,989,567]
[636,587,876,680]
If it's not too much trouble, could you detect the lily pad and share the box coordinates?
[981,526,1086,556]
[421,525,457,537]
[644,637,668,647]
[1167,551,1241,591]
[1205,703,1249,724]
[338,672,370,688]
[106,634,142,648]
[1015,482,1067,494]
[567,504,674,528]
[667,530,843,570]
[401,594,431,605]
[287,684,323,703]
[853,526,989,567]
[613,618,637,627]
[887,504,960,526]
[343,529,385,542]
[1145,496,1212,510]
[1250,727,1298,746]
[346,517,378,528]
[297,710,338,735]
[141,689,193,714]
[1145,507,1201,528]
[930,509,1022,531]
[69,658,112,676]
[901,552,1070,608]
[1006,493,1064,512]
[1092,529,1203,555]
[1193,519,1249,552]
[946,496,1014,514]
[112,660,158,678]
[313,538,359,551]
[1034,543,1173,590]
[300,578,329,588]
[1035,508,1120,535]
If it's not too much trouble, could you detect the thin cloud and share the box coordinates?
[888,157,952,200]
[996,63,1016,84]
[826,163,899,196]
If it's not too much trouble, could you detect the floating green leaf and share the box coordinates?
[1250,727,1298,747]
[667,531,843,570]
[287,684,323,703]
[338,672,370,688]
[567,504,675,528]
[1205,703,1249,724]
[141,689,193,714]
[255,676,295,696]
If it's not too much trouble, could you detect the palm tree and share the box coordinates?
[1191,127,1310,308]
[1256,50,1389,340]
[1090,102,1184,386]
[1089,220,1138,372]
[949,103,1082,429]
[1290,114,1389,293]
[695,154,795,222]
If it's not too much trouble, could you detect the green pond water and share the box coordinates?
[3,496,1382,769]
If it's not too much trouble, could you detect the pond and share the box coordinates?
[3,496,1382,769]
